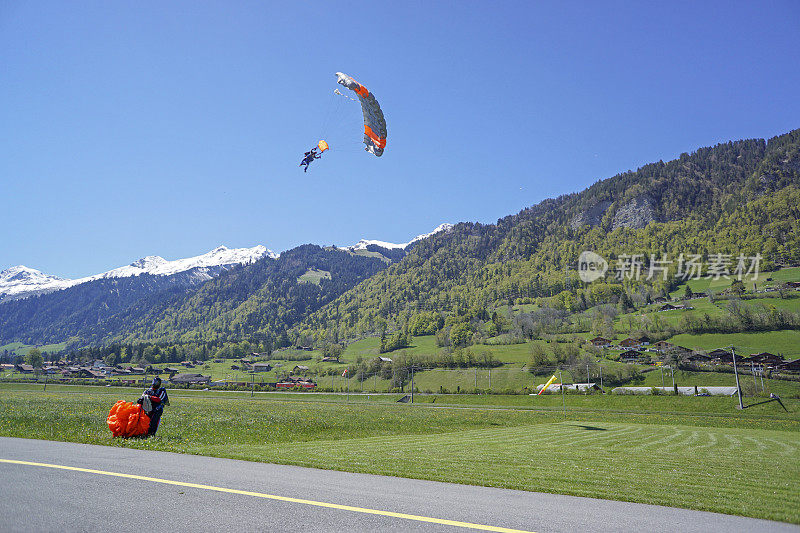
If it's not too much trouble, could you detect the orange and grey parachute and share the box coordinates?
[107,400,150,438]
[335,72,387,156]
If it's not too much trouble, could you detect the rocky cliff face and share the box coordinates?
[570,200,612,229]
[612,195,658,229]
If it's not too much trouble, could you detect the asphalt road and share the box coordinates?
[1,437,797,533]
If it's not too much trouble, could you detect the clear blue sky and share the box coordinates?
[2,1,799,278]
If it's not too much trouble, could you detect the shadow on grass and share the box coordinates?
[571,424,607,431]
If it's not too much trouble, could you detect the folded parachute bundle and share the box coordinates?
[107,400,150,438]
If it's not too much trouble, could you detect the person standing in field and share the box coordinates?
[139,377,169,436]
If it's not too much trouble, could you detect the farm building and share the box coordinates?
[590,337,611,347]
[535,383,603,393]
[619,338,641,348]
[652,341,675,352]
[686,352,712,363]
[170,373,211,385]
[620,349,644,363]
[750,352,784,367]
[276,376,316,389]
[779,359,800,372]
[613,386,738,396]
[708,349,733,363]
[252,362,273,372]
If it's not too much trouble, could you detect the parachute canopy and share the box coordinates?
[107,400,150,438]
[318,139,329,152]
[335,72,387,157]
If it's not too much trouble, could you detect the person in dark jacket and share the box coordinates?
[299,147,321,172]
[140,377,169,436]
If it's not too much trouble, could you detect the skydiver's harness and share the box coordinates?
[300,149,321,170]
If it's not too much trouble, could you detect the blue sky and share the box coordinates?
[2,1,799,278]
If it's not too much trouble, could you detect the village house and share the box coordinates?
[376,356,393,363]
[292,365,310,373]
[686,352,712,363]
[170,373,211,385]
[651,341,674,352]
[779,359,800,373]
[750,352,784,368]
[619,349,643,363]
[619,338,641,349]
[252,362,273,372]
[276,376,316,389]
[589,336,611,347]
[707,348,733,363]
[78,369,106,379]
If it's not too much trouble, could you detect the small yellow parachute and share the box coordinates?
[318,140,329,152]
[107,400,150,438]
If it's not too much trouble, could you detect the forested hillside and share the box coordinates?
[294,130,800,344]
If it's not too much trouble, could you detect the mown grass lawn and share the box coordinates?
[1,384,799,523]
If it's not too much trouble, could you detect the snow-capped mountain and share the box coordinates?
[345,223,453,252]
[0,245,275,302]
[0,266,71,300]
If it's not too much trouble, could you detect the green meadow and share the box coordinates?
[667,330,800,358]
[1,384,798,523]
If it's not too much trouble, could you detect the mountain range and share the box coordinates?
[0,225,453,346]
[1,129,798,352]
[0,245,274,303]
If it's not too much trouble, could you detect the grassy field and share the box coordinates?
[297,268,331,285]
[668,330,800,358]
[667,266,800,298]
[0,341,68,357]
[1,384,798,523]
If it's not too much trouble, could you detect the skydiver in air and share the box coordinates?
[299,147,321,172]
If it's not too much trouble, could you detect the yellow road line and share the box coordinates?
[0,459,535,533]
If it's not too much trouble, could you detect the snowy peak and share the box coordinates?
[1,265,65,284]
[129,256,168,270]
[0,245,275,302]
[0,266,68,299]
[88,245,274,280]
[345,223,453,251]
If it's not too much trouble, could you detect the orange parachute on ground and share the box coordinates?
[107,400,150,438]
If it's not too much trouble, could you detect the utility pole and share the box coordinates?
[488,368,491,389]
[475,367,478,390]
[660,365,664,387]
[731,347,744,409]
[751,363,758,393]
[599,365,603,390]
[410,366,415,404]
[559,369,566,419]
[586,363,590,384]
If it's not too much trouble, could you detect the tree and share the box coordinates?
[449,323,472,347]
[684,284,693,299]
[25,348,44,375]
